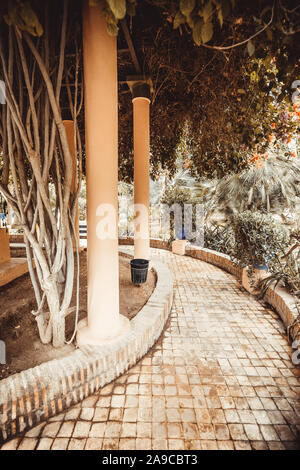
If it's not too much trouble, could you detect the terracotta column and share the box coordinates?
[63,120,79,248]
[77,1,129,345]
[132,83,151,260]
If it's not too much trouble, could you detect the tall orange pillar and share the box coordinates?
[63,120,79,248]
[132,83,151,260]
[77,0,129,345]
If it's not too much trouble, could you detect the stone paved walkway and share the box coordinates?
[1,248,300,451]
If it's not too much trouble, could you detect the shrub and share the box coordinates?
[204,224,235,256]
[231,210,290,268]
[259,232,300,297]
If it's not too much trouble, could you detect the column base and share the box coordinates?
[76,314,130,346]
[134,242,150,261]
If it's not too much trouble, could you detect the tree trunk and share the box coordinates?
[0,2,81,348]
[52,314,66,348]
[44,277,66,348]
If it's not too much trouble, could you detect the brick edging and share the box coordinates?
[186,245,243,280]
[185,244,300,342]
[0,254,173,443]
[121,237,299,340]
[120,238,299,341]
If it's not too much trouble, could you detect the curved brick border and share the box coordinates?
[185,244,300,342]
[0,254,173,443]
[120,238,299,341]
[186,245,243,280]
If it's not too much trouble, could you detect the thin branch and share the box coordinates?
[200,4,275,51]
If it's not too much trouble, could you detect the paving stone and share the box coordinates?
[274,425,296,441]
[251,441,268,450]
[244,424,263,441]
[234,440,252,450]
[51,438,69,450]
[168,439,185,450]
[260,425,280,441]
[201,440,218,450]
[36,438,53,450]
[136,438,152,450]
[152,439,167,450]
[73,421,91,438]
[24,423,46,438]
[82,397,98,407]
[93,408,110,422]
[49,413,65,422]
[18,438,37,451]
[119,438,136,450]
[57,421,75,438]
[217,440,234,450]
[167,423,182,439]
[0,438,20,450]
[68,438,86,450]
[228,424,247,441]
[41,422,61,438]
[214,424,230,440]
[89,423,106,438]
[64,408,81,420]
[104,422,122,438]
[268,441,285,450]
[80,408,95,421]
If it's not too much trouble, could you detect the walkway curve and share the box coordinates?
[1,248,300,450]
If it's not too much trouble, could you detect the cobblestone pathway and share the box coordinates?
[1,248,300,450]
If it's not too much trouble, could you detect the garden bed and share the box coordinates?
[0,251,156,380]
[0,253,173,442]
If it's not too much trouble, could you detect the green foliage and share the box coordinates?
[159,170,203,241]
[185,54,299,180]
[89,0,137,35]
[174,10,186,29]
[212,153,300,216]
[201,20,213,43]
[180,0,195,18]
[259,233,300,299]
[1,0,137,38]
[231,210,290,268]
[176,0,233,44]
[161,185,192,206]
[204,224,235,255]
[1,0,299,183]
[107,0,126,19]
[160,185,192,241]
[3,0,43,36]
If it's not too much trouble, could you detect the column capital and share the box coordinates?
[127,76,152,102]
[132,82,151,101]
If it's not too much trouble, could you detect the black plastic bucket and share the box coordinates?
[130,259,149,285]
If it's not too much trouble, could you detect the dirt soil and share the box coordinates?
[0,252,156,380]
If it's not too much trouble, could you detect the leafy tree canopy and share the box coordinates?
[1,0,299,182]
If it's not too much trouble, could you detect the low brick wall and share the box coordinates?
[119,237,171,251]
[264,285,300,341]
[186,245,243,280]
[9,234,24,244]
[9,246,26,258]
[121,239,299,340]
[185,244,299,342]
[0,256,173,443]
